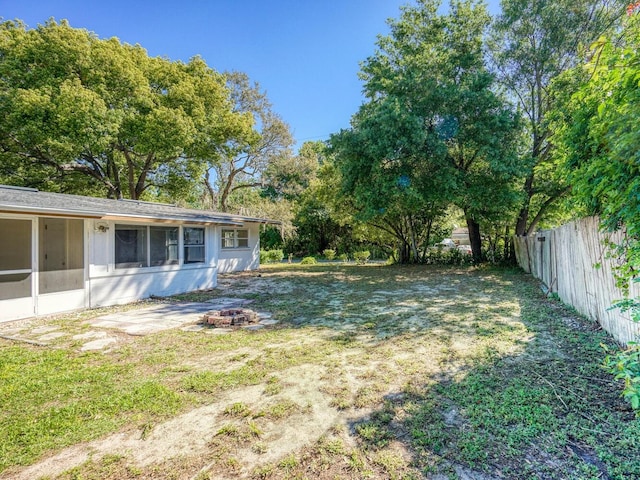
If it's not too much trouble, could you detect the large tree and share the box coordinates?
[331,98,452,263]
[491,0,625,236]
[204,71,298,212]
[0,19,253,200]
[332,0,522,262]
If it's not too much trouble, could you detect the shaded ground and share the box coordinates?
[1,264,638,479]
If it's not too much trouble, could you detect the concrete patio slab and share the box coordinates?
[0,297,275,353]
[87,302,216,335]
[37,332,66,341]
[259,319,279,326]
[73,331,108,340]
[32,325,60,334]
[81,337,117,351]
[87,298,256,336]
[206,297,254,307]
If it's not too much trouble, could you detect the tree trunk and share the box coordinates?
[398,239,411,264]
[106,154,123,199]
[515,209,528,237]
[408,218,419,263]
[504,225,517,266]
[466,216,482,263]
[203,171,216,209]
[420,219,434,262]
[515,173,534,236]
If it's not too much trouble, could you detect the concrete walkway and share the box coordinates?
[0,297,277,352]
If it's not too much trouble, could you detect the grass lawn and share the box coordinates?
[0,264,638,479]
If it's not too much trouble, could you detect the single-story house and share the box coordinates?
[0,185,277,322]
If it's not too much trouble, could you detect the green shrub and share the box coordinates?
[260,249,284,264]
[603,342,640,411]
[323,249,336,261]
[269,249,284,263]
[424,246,472,266]
[353,251,370,265]
[300,256,317,265]
[338,253,349,263]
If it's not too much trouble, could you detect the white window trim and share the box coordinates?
[183,226,206,264]
[221,228,249,249]
[113,223,200,269]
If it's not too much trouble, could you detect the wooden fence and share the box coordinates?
[514,216,640,346]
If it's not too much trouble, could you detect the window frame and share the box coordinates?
[39,217,85,293]
[114,224,204,269]
[0,217,33,300]
[221,228,249,249]
[149,226,179,267]
[183,226,206,264]
[114,224,148,269]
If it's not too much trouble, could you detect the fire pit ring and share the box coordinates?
[202,308,259,328]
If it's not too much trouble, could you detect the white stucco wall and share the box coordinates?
[217,223,261,273]
[87,220,218,307]
[89,266,217,307]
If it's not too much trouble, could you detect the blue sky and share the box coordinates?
[1,0,501,151]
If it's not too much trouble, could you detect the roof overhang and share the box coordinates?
[0,185,279,227]
[0,205,244,226]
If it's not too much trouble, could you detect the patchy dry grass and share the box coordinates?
[1,264,639,479]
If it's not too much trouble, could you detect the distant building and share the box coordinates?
[451,227,470,246]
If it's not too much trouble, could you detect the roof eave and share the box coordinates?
[0,205,244,226]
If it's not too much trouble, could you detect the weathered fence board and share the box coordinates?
[514,216,640,345]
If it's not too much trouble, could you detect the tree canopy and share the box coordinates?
[2,3,636,267]
[331,0,522,262]
[553,12,640,287]
[491,0,625,236]
[0,19,253,200]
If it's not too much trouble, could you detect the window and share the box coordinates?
[150,227,178,266]
[221,229,235,249]
[115,225,147,268]
[221,229,249,249]
[184,227,205,264]
[115,225,180,268]
[237,230,249,248]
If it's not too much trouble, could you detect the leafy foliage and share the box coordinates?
[553,15,640,291]
[331,0,523,263]
[260,249,284,264]
[490,0,625,237]
[286,151,378,258]
[0,20,253,200]
[207,71,304,212]
[353,251,371,265]
[603,342,640,411]
[552,13,640,410]
[424,246,473,265]
[322,249,336,261]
